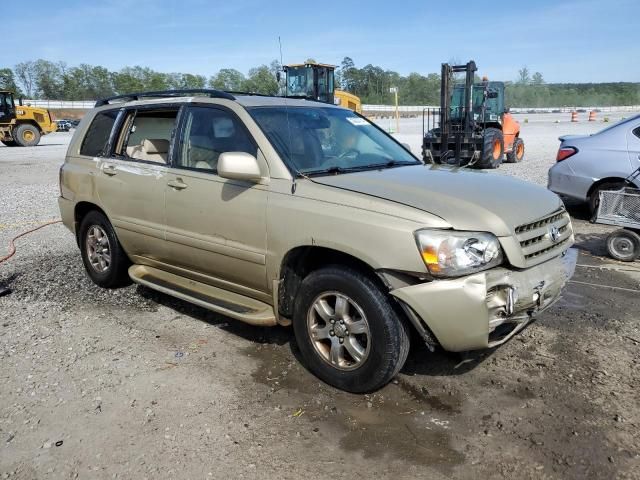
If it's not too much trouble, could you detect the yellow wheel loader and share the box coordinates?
[0,91,57,147]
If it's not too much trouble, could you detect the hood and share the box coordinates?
[311,165,562,237]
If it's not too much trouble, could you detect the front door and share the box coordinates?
[164,104,269,295]
[0,92,15,125]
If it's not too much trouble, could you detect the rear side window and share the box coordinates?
[634,126,640,139]
[80,110,119,157]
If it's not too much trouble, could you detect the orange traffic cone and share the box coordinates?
[570,111,578,122]
[588,110,596,121]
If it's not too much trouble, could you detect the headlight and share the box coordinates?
[414,229,503,278]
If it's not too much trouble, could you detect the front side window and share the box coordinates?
[80,110,119,157]
[177,106,256,173]
[249,106,420,175]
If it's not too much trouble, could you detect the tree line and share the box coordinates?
[1,58,639,107]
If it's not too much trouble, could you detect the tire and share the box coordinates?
[506,137,525,163]
[589,182,626,216]
[606,229,640,262]
[1,140,17,147]
[292,265,410,393]
[477,128,504,169]
[78,210,131,288]
[14,124,41,147]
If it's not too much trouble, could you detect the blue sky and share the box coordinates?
[6,0,639,83]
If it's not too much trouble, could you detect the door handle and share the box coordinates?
[103,165,117,176]
[167,179,188,190]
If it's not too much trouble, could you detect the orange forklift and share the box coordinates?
[422,60,524,169]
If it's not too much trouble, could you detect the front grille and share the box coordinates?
[515,209,572,263]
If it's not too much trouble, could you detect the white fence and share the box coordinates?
[20,100,96,109]
[362,104,640,114]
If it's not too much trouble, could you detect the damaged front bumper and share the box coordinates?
[390,249,577,352]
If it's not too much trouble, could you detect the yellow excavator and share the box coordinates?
[282,62,362,113]
[0,90,57,146]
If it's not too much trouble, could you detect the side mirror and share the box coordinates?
[401,142,412,152]
[217,152,263,182]
[276,71,281,83]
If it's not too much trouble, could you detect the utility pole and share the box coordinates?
[390,87,399,133]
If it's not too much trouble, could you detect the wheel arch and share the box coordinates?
[74,201,108,244]
[15,120,43,135]
[277,246,388,319]
[587,176,633,199]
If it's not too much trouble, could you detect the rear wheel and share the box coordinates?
[506,137,525,163]
[293,266,410,393]
[477,128,504,169]
[1,140,17,147]
[79,211,131,288]
[14,124,41,147]
[606,229,640,262]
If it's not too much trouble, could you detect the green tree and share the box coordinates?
[0,68,21,94]
[532,72,544,85]
[517,66,530,85]
[209,68,246,91]
[242,65,278,95]
[14,61,37,97]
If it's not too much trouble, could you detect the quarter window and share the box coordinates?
[633,126,640,139]
[178,106,257,173]
[80,110,119,157]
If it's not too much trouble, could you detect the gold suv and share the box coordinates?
[59,89,576,392]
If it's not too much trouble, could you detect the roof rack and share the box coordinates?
[94,89,236,107]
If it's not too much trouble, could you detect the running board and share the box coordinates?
[128,265,277,326]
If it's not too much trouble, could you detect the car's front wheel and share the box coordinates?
[293,266,410,393]
[79,210,131,288]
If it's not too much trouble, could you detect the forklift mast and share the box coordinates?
[440,61,477,138]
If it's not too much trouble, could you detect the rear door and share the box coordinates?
[92,105,180,263]
[164,104,269,295]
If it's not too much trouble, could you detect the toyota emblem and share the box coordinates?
[549,226,561,243]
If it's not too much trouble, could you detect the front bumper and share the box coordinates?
[390,249,577,352]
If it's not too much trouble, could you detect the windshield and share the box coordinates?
[248,106,420,175]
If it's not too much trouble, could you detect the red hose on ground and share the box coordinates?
[0,220,62,265]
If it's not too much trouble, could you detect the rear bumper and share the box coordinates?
[58,196,75,235]
[390,249,577,352]
[548,160,591,201]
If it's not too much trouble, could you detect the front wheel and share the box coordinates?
[293,266,410,393]
[477,128,504,169]
[14,124,41,147]
[79,211,132,288]
[606,229,640,262]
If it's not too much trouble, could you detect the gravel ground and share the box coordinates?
[1,118,640,479]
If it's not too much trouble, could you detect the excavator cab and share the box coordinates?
[283,63,335,104]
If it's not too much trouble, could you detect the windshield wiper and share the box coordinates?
[364,160,419,169]
[300,166,354,177]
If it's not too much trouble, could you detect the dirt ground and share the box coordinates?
[1,115,639,479]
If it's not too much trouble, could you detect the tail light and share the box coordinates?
[556,146,578,162]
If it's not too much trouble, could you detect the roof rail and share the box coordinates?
[94,89,236,107]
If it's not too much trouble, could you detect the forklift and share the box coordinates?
[422,61,524,169]
[0,90,57,147]
[282,62,362,113]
